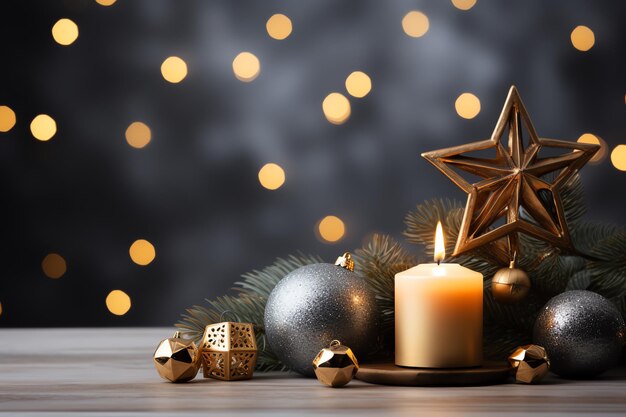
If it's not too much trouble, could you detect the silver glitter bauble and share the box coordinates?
[533,290,625,378]
[264,262,378,376]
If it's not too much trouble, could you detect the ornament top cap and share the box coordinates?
[335,252,354,271]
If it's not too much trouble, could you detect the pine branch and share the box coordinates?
[353,234,416,346]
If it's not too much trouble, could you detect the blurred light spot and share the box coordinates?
[451,0,477,10]
[232,52,261,82]
[402,11,429,38]
[577,133,607,164]
[129,239,156,265]
[30,114,57,141]
[106,290,131,316]
[611,145,626,171]
[571,26,595,52]
[42,253,67,279]
[258,163,286,190]
[0,301,2,317]
[95,0,117,5]
[345,71,372,98]
[0,105,16,132]
[125,121,151,149]
[266,14,292,40]
[52,18,79,46]
[161,56,188,83]
[318,216,345,243]
[455,93,481,119]
[322,92,351,125]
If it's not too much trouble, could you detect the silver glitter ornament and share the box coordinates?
[533,290,625,378]
[264,254,378,376]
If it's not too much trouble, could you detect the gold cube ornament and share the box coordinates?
[153,332,200,383]
[312,340,359,387]
[200,321,257,381]
[508,344,550,384]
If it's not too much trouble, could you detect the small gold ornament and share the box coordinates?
[200,321,257,381]
[153,331,200,383]
[508,344,550,384]
[312,340,359,387]
[491,261,531,303]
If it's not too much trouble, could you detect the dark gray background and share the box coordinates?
[0,0,624,326]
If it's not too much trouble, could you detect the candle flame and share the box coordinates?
[434,221,445,263]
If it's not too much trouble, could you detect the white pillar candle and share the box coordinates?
[394,222,483,368]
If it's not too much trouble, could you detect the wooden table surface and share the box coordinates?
[1,328,625,416]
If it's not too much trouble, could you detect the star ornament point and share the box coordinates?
[423,86,599,264]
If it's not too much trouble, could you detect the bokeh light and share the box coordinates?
[571,25,595,51]
[402,11,429,38]
[42,253,67,279]
[232,52,261,82]
[161,56,188,83]
[258,163,286,190]
[322,92,351,125]
[577,133,607,163]
[0,301,2,317]
[129,239,156,266]
[106,290,131,316]
[451,0,477,10]
[51,18,79,46]
[125,121,152,149]
[95,0,117,5]
[266,14,292,40]
[30,114,57,141]
[345,71,372,98]
[611,145,626,171]
[318,216,346,243]
[455,93,481,119]
[0,105,16,132]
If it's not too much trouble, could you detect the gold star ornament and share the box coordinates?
[422,86,599,265]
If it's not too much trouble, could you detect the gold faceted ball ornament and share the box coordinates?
[153,331,200,383]
[508,344,550,384]
[312,340,359,387]
[491,262,531,303]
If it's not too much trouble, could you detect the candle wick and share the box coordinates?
[437,260,441,266]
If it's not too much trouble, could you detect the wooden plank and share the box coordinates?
[1,328,625,416]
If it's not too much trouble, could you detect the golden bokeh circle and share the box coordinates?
[0,105,16,132]
[42,253,67,279]
[258,163,286,190]
[318,216,346,243]
[95,0,117,5]
[232,52,261,82]
[402,11,429,38]
[161,56,188,83]
[451,0,477,10]
[455,93,481,119]
[571,25,595,52]
[125,121,152,149]
[30,114,57,141]
[129,239,156,266]
[266,14,293,40]
[106,290,131,316]
[577,133,607,164]
[322,93,351,125]
[345,71,372,98]
[611,145,626,172]
[52,18,79,46]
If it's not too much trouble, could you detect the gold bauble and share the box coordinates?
[200,321,257,381]
[491,264,530,303]
[153,331,200,383]
[312,340,359,388]
[508,344,550,384]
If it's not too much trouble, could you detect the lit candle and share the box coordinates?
[395,222,483,368]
